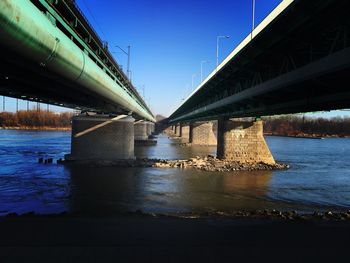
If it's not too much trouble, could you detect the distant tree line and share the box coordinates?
[263,115,350,137]
[0,110,73,128]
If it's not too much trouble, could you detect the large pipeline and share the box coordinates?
[0,0,155,122]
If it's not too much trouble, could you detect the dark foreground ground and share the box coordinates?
[1,214,350,262]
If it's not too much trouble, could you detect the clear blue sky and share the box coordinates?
[1,0,348,118]
[75,0,281,116]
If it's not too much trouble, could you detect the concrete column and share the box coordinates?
[217,119,275,165]
[146,122,153,137]
[180,124,190,142]
[67,115,134,160]
[175,123,181,137]
[189,122,217,145]
[134,121,148,140]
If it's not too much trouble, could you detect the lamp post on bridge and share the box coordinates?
[141,85,145,99]
[115,45,131,81]
[192,73,197,90]
[251,0,256,39]
[216,36,230,70]
[200,60,210,83]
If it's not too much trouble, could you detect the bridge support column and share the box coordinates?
[66,115,134,160]
[146,122,154,137]
[217,119,275,165]
[175,123,181,137]
[189,122,217,145]
[180,124,190,142]
[134,121,148,141]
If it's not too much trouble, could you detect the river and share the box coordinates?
[0,129,350,216]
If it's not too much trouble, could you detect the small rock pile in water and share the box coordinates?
[153,155,289,171]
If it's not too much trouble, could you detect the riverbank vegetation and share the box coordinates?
[263,115,350,137]
[0,110,73,130]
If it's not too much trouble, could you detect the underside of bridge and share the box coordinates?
[0,48,108,113]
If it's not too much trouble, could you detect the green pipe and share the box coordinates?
[0,0,155,122]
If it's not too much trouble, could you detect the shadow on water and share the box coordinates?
[66,164,283,214]
[67,166,145,214]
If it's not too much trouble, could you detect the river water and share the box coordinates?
[0,129,350,216]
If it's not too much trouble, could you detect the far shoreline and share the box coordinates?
[1,127,350,138]
[0,126,71,131]
[264,133,350,139]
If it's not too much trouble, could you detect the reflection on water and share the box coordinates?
[67,166,275,214]
[0,130,350,215]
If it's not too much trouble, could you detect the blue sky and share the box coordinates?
[1,0,349,118]
[75,0,282,116]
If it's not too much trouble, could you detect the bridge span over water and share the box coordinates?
[0,0,154,122]
[0,0,155,160]
[168,0,350,165]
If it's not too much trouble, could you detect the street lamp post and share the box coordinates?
[216,36,230,69]
[115,45,131,80]
[251,0,256,39]
[200,60,210,83]
[191,74,197,90]
[141,85,145,98]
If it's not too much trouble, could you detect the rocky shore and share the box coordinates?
[2,210,350,261]
[61,155,289,171]
[3,209,350,222]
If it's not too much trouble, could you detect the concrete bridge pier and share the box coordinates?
[134,121,148,141]
[146,122,154,138]
[217,119,275,165]
[179,124,190,142]
[66,115,134,161]
[134,121,157,145]
[174,123,181,137]
[189,122,217,145]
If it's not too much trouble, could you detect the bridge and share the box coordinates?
[168,0,350,165]
[0,0,155,160]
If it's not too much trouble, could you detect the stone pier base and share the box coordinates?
[217,120,275,165]
[66,115,134,160]
[189,122,217,145]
